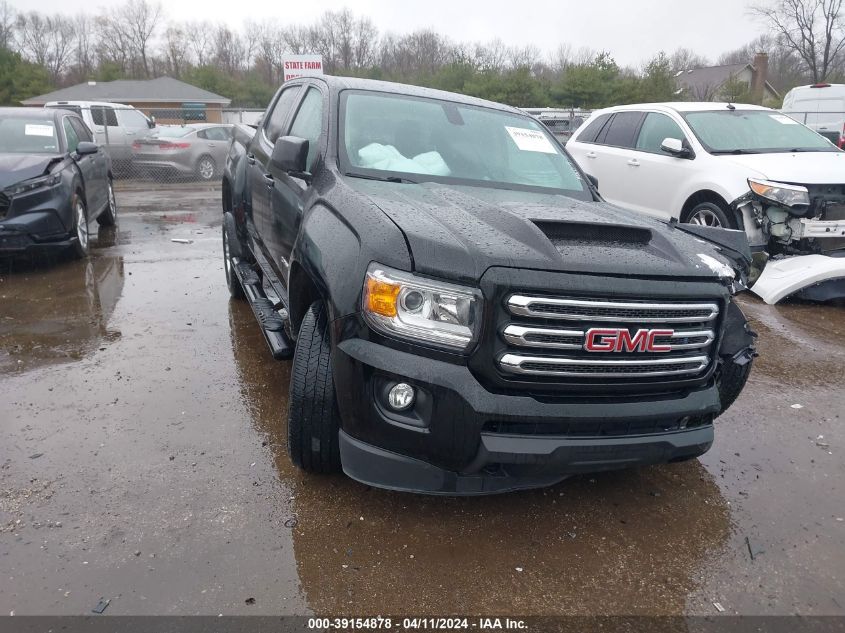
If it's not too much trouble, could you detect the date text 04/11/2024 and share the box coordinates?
[306,617,528,630]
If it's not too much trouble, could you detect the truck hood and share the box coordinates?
[0,153,62,190]
[347,179,735,284]
[718,151,845,184]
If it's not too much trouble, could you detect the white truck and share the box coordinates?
[44,101,155,169]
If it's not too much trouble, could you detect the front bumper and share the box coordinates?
[0,183,75,254]
[340,427,713,495]
[0,214,74,254]
[334,336,720,494]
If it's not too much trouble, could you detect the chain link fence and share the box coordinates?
[47,105,266,188]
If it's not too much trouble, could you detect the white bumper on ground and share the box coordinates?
[751,254,845,304]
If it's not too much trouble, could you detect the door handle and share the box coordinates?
[586,151,597,159]
[627,159,640,167]
[246,153,256,165]
[263,173,274,186]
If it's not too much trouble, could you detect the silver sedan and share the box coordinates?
[131,124,233,181]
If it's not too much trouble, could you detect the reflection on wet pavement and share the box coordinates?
[0,184,842,617]
[0,244,124,373]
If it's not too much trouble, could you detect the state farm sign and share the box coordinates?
[283,55,324,82]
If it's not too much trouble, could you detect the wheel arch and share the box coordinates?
[288,261,327,339]
[680,189,740,227]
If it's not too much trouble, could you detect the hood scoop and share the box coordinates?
[533,220,652,248]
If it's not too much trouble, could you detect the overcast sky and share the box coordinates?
[18,0,766,67]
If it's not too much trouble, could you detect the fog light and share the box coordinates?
[387,383,415,411]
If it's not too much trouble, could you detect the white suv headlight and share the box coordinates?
[362,263,482,351]
[748,178,810,209]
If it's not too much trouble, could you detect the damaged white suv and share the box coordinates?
[567,103,845,303]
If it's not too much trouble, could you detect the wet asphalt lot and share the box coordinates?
[0,183,843,617]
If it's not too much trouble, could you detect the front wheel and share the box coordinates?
[685,201,735,229]
[287,302,342,473]
[69,194,89,259]
[222,223,244,300]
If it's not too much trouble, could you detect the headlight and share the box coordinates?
[6,173,61,197]
[748,178,809,209]
[362,263,482,351]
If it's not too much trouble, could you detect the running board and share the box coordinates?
[232,259,294,360]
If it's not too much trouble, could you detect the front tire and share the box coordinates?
[222,223,244,300]
[70,193,89,259]
[97,178,117,226]
[287,302,342,473]
[685,200,735,229]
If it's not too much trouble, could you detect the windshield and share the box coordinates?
[340,91,589,198]
[0,117,60,154]
[684,110,838,154]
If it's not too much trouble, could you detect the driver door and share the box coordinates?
[267,85,325,285]
[249,85,301,255]
[64,117,106,214]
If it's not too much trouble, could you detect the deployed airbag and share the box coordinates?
[358,143,451,176]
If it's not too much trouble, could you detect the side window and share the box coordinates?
[204,127,231,141]
[63,118,80,153]
[196,129,208,140]
[117,109,151,129]
[288,88,324,170]
[264,86,301,144]
[635,113,687,154]
[69,117,93,142]
[600,112,644,148]
[91,106,118,127]
[576,113,612,144]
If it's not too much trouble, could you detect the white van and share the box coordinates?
[44,101,154,166]
[782,83,845,147]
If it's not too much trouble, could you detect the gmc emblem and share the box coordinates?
[584,328,674,353]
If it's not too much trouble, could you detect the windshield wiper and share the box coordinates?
[710,149,761,155]
[344,171,418,184]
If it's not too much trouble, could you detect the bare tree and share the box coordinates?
[68,13,96,82]
[0,0,15,50]
[95,13,132,74]
[213,25,249,74]
[163,24,189,76]
[753,0,845,82]
[184,21,213,67]
[352,15,378,68]
[15,12,76,81]
[669,47,710,72]
[120,0,162,77]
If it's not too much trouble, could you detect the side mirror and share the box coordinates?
[148,115,156,129]
[661,137,692,158]
[586,174,599,191]
[76,141,99,156]
[271,136,310,179]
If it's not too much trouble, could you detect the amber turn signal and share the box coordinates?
[365,277,401,317]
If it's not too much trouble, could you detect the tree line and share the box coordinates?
[2,0,845,109]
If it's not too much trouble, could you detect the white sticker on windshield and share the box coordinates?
[770,114,798,125]
[505,126,556,153]
[25,124,55,137]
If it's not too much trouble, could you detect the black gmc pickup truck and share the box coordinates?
[222,76,756,494]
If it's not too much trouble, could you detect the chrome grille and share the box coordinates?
[498,295,720,380]
[507,295,719,322]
